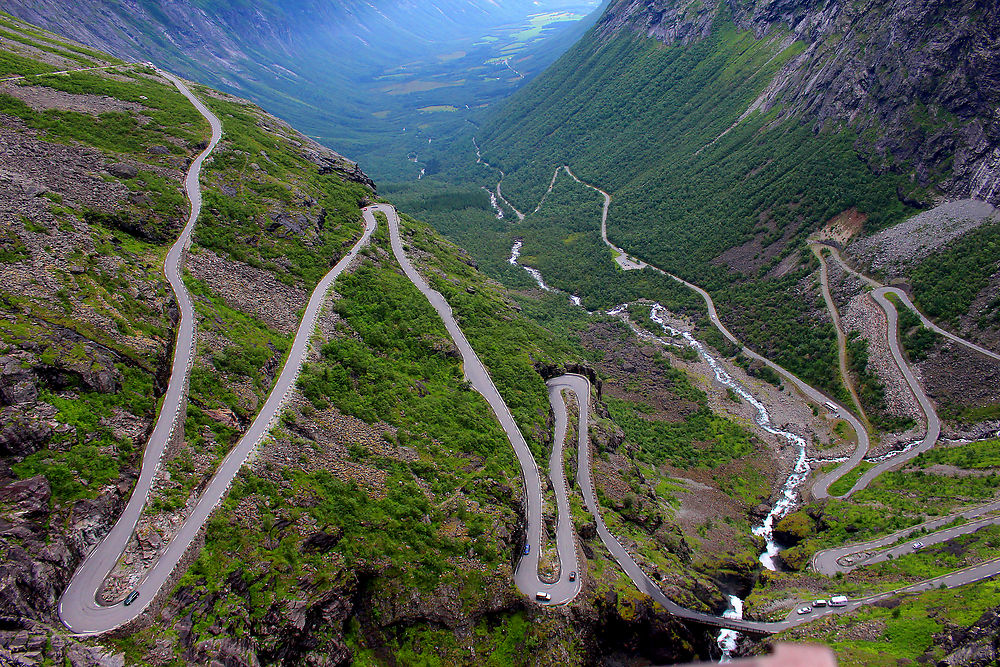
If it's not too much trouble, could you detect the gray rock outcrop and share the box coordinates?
[598,0,1000,206]
[0,353,38,406]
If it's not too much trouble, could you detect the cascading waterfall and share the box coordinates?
[484,187,504,219]
[508,240,589,312]
[508,240,552,291]
[645,305,810,659]
[649,305,811,569]
[716,596,744,663]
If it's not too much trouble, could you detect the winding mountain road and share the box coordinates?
[809,243,1000,494]
[59,70,221,635]
[58,104,1000,637]
[548,374,780,633]
[812,245,869,427]
[841,288,942,493]
[59,73,377,634]
[548,167,971,501]
[562,166,647,270]
[375,203,577,603]
[812,500,1000,576]
[666,255,872,501]
[551,169,870,499]
[549,372,1000,634]
[473,138,525,221]
[819,244,1000,363]
[484,162,1000,629]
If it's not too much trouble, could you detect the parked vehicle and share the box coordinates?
[797,606,812,615]
[535,591,551,601]
[813,599,828,607]
[830,595,848,607]
[123,591,140,606]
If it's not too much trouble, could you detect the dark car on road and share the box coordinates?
[123,591,140,606]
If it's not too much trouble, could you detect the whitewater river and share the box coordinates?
[509,244,812,660]
[646,305,811,659]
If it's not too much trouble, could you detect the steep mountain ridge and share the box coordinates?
[599,0,1000,204]
[1,1,603,180]
[447,0,1000,400]
[3,0,555,62]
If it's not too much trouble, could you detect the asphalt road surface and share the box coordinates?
[498,165,1000,629]
[59,124,1000,636]
[568,188,874,501]
[839,288,942,495]
[377,203,577,603]
[812,244,869,426]
[59,73,376,633]
[665,269,871,501]
[544,378,585,602]
[819,244,1000,362]
[59,69,221,635]
[790,557,1000,625]
[812,500,1000,575]
[562,166,647,270]
[549,373,781,633]
[552,372,1000,634]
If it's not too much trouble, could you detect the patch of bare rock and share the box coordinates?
[842,294,924,429]
[849,199,998,275]
[0,81,145,115]
[187,247,308,335]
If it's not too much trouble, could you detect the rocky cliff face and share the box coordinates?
[597,0,1000,206]
[936,606,1000,666]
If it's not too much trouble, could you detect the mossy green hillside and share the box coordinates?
[776,577,1000,666]
[193,88,373,289]
[130,209,588,663]
[407,10,915,395]
[0,19,213,506]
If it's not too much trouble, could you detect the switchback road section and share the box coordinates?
[59,69,222,635]
[377,203,581,605]
[60,74,377,634]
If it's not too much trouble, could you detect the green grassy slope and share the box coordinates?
[478,15,911,280]
[408,10,914,392]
